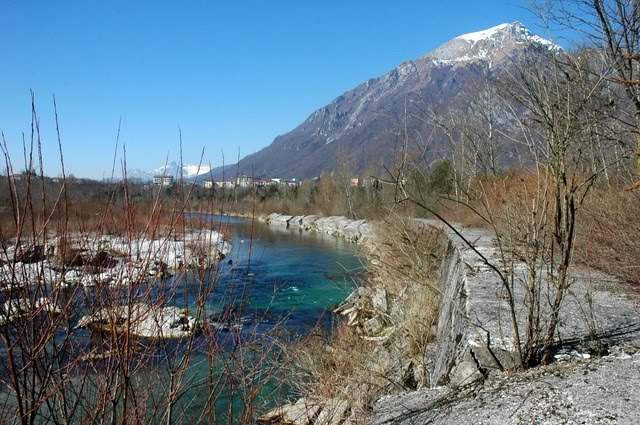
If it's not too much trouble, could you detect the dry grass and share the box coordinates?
[289,221,445,418]
[441,170,640,286]
[378,221,444,370]
[574,185,640,285]
[293,326,377,401]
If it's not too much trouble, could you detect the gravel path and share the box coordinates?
[372,345,640,424]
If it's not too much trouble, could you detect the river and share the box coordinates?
[163,214,366,422]
[183,214,365,330]
[0,214,365,424]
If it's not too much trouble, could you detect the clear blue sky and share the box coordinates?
[0,1,558,179]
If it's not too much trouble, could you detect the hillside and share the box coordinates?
[212,22,559,180]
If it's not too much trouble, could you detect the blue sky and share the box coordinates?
[1,1,559,179]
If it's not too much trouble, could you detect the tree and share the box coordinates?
[430,159,455,195]
[389,35,627,368]
[539,0,640,176]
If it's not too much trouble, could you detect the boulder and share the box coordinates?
[1,297,61,324]
[341,219,368,242]
[315,399,350,425]
[258,398,320,425]
[76,304,199,338]
[372,288,388,313]
[300,215,319,230]
[90,251,118,268]
[17,244,46,264]
[270,214,294,226]
[266,212,281,223]
[289,215,306,227]
[364,316,385,335]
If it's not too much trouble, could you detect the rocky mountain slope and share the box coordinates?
[212,22,560,180]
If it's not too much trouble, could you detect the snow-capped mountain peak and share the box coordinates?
[182,164,211,178]
[211,21,564,179]
[427,22,561,65]
[149,161,211,178]
[127,161,211,181]
[459,21,558,49]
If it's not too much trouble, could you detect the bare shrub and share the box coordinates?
[0,100,302,424]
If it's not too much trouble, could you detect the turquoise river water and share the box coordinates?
[161,214,366,423]
[0,214,365,424]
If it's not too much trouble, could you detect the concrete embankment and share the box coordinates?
[374,219,640,424]
[259,213,640,424]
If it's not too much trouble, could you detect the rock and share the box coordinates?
[91,251,118,268]
[371,350,640,424]
[264,212,376,247]
[266,212,282,223]
[357,222,376,244]
[17,244,46,264]
[75,304,199,338]
[268,214,294,226]
[1,297,61,324]
[54,241,86,267]
[258,398,320,425]
[300,215,319,230]
[341,219,368,242]
[314,216,349,236]
[357,286,371,298]
[315,399,350,425]
[289,215,306,227]
[364,316,385,335]
[372,288,388,313]
[334,290,360,315]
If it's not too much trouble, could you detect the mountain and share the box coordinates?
[127,161,212,182]
[212,22,560,180]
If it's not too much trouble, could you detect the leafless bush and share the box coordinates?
[0,100,300,424]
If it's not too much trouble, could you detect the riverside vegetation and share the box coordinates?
[4,1,640,423]
[3,100,640,424]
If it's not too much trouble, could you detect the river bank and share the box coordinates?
[257,213,445,423]
[257,213,640,424]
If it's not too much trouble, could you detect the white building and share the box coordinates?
[236,175,253,188]
[153,175,174,187]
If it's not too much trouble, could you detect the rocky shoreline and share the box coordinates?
[259,213,377,245]
[258,213,442,423]
[0,228,231,339]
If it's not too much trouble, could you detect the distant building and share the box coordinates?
[270,177,298,187]
[203,179,214,189]
[9,172,34,181]
[236,175,253,188]
[153,175,174,187]
[214,180,234,189]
